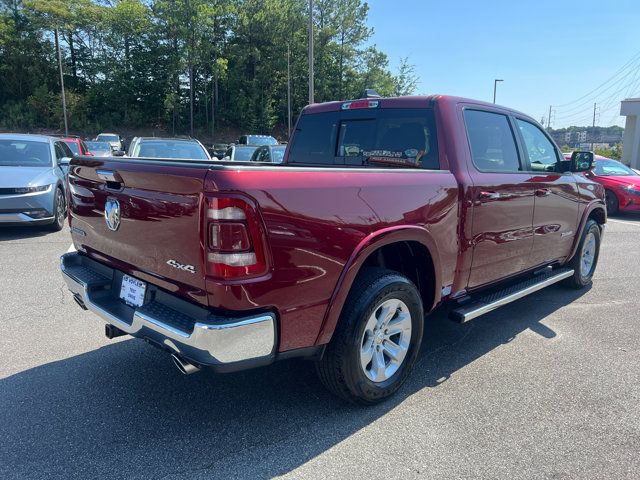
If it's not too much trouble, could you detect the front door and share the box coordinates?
[514,118,580,266]
[464,109,536,289]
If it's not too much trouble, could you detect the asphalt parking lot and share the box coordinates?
[1,216,639,480]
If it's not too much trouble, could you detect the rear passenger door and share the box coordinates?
[464,109,536,289]
[514,118,580,266]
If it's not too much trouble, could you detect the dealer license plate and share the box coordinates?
[119,274,147,308]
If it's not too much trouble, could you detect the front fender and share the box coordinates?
[566,199,606,263]
[314,225,441,346]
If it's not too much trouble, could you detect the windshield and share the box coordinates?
[0,140,52,167]
[136,140,209,160]
[97,134,118,142]
[63,140,80,155]
[593,159,637,176]
[247,136,278,146]
[271,146,286,163]
[86,141,111,151]
[234,147,257,161]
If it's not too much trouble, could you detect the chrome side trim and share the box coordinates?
[60,252,276,365]
[452,269,574,323]
[0,213,55,223]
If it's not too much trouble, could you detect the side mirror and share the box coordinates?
[113,150,126,157]
[570,151,594,172]
[59,157,72,166]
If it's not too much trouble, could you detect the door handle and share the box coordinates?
[96,169,117,182]
[478,191,501,201]
[96,169,123,188]
[535,188,551,197]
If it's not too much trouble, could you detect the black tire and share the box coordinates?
[605,190,619,216]
[47,188,65,232]
[563,219,601,289]
[316,268,424,405]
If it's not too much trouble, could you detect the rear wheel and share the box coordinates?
[316,268,424,405]
[563,219,601,289]
[48,188,65,232]
[605,190,619,215]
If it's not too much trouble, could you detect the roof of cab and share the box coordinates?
[302,94,536,122]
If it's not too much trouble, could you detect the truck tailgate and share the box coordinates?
[67,158,209,306]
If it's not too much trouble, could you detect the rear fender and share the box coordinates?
[315,225,441,345]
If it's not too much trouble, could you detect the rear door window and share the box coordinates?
[288,108,439,169]
[464,110,522,172]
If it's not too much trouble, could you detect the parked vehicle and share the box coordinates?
[60,94,606,404]
[210,143,229,160]
[249,144,286,163]
[0,133,71,230]
[61,136,93,156]
[127,136,140,156]
[128,137,211,161]
[223,144,258,161]
[85,141,113,157]
[564,153,640,214]
[95,133,123,152]
[237,134,278,146]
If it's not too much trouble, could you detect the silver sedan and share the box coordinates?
[0,133,72,230]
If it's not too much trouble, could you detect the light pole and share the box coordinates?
[55,26,69,135]
[308,0,314,104]
[287,44,292,139]
[493,79,503,104]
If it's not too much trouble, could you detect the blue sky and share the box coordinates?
[366,0,640,127]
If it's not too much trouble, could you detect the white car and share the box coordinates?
[128,137,212,161]
[95,133,123,152]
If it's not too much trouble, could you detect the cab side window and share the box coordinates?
[516,119,559,172]
[464,110,521,172]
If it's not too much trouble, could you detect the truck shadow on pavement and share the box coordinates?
[0,226,58,241]
[0,285,589,480]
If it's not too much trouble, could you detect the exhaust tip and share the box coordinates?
[73,294,88,310]
[171,354,201,375]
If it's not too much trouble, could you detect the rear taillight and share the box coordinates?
[204,196,268,279]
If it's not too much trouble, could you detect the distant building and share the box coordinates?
[579,142,610,150]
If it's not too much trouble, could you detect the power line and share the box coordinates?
[554,56,640,117]
[553,49,640,108]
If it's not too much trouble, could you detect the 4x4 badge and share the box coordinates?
[166,259,196,274]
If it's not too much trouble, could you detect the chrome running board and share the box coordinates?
[449,267,574,323]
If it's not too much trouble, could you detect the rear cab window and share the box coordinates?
[287,107,439,169]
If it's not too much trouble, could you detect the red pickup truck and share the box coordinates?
[60,94,606,404]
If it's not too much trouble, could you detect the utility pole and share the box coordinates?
[493,79,503,104]
[211,68,218,143]
[287,44,292,139]
[55,27,69,136]
[591,102,597,150]
[189,64,194,137]
[547,105,552,130]
[308,0,314,104]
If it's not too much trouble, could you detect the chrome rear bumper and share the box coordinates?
[60,252,276,368]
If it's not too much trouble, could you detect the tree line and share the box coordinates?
[0,0,418,140]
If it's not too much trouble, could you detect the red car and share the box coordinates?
[565,154,640,214]
[62,137,93,157]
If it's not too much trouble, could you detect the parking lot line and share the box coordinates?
[608,219,640,227]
